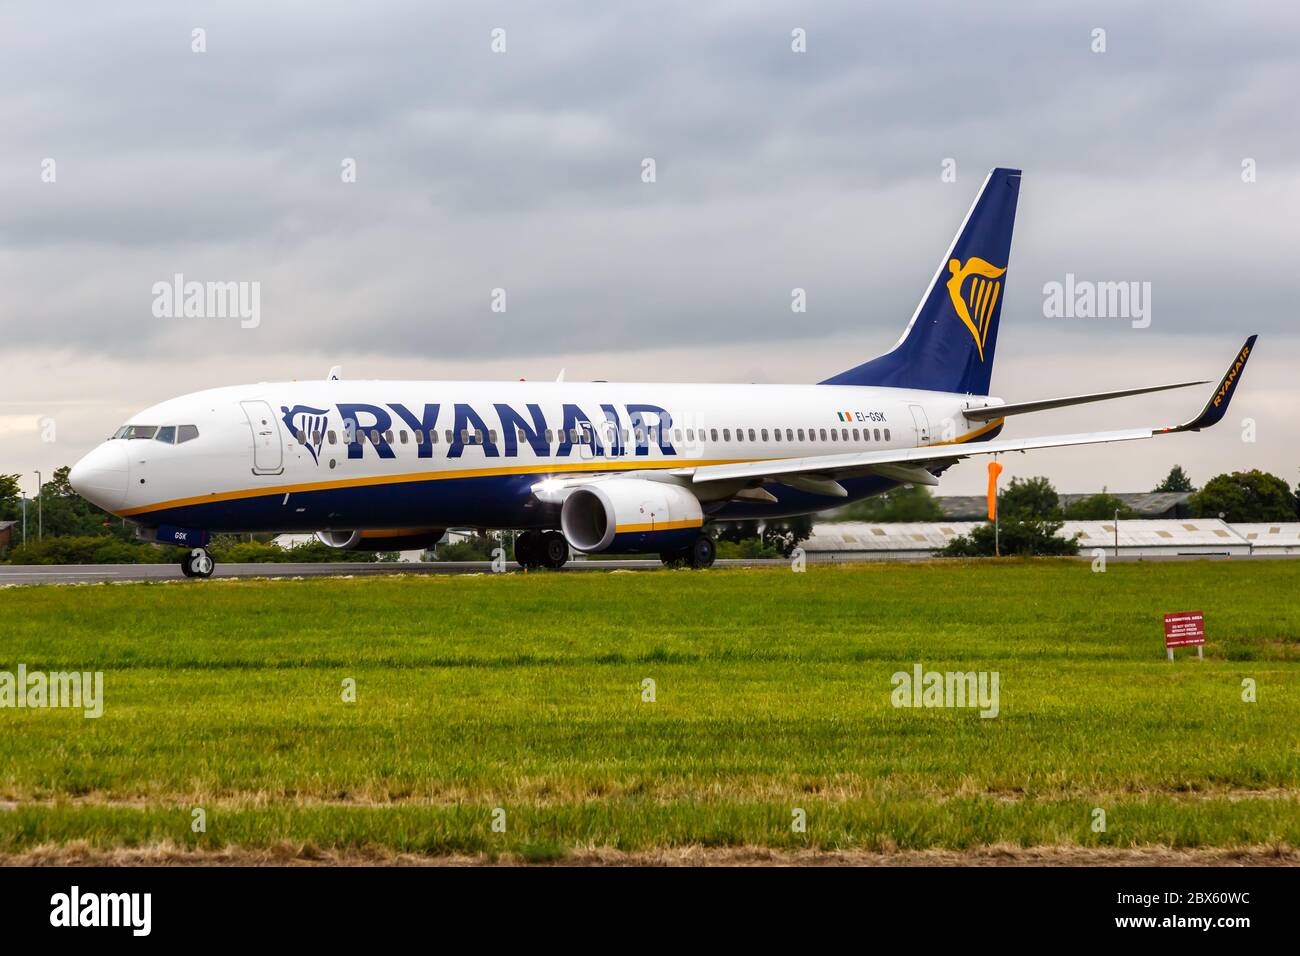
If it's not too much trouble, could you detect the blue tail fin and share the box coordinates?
[821,167,1021,395]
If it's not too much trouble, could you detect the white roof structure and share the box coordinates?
[1232,522,1300,554]
[803,518,1267,558]
[804,522,983,555]
[1060,519,1247,553]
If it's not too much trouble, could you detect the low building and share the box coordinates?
[934,492,1192,521]
[1232,523,1300,555]
[1061,519,1249,556]
[803,522,983,560]
[803,518,1255,560]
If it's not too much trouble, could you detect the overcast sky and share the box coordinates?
[2,0,1297,497]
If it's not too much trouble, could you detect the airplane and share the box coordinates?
[69,168,1256,578]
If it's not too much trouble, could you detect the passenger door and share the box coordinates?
[241,400,284,475]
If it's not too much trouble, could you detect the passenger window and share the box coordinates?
[710,428,718,442]
[686,428,695,442]
[489,429,498,444]
[674,429,682,443]
[428,429,438,444]
[853,428,860,441]
[842,428,849,441]
[884,428,891,441]
[761,429,768,441]
[874,428,882,441]
[460,429,469,443]
[797,429,805,441]
[748,428,756,441]
[445,430,454,444]
[819,429,828,441]
[786,428,794,441]
[327,430,337,445]
[414,430,424,445]
[399,430,408,444]
[384,430,394,443]
[722,429,731,441]
[772,429,780,441]
[156,426,177,444]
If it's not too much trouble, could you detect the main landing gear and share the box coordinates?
[515,530,570,570]
[660,533,716,570]
[180,548,215,579]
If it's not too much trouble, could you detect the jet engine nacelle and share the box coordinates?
[315,529,447,552]
[560,479,703,554]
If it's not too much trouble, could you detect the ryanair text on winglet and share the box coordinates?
[1213,342,1251,408]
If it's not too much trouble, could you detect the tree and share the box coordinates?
[940,517,1079,557]
[0,474,21,522]
[998,476,1059,519]
[824,484,943,522]
[1063,492,1137,520]
[1190,470,1296,522]
[1153,465,1195,493]
[38,465,131,539]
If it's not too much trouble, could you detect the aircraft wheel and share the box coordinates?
[515,531,541,569]
[687,534,716,570]
[540,531,570,570]
[183,548,214,579]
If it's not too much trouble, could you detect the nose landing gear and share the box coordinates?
[181,548,215,579]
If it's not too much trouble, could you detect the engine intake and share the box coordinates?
[560,479,703,554]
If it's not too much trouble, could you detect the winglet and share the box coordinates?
[1163,335,1257,433]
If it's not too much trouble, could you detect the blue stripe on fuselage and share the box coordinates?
[136,471,905,533]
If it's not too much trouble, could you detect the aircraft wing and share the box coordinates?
[961,379,1207,421]
[689,336,1256,491]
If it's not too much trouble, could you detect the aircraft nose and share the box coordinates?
[69,440,130,513]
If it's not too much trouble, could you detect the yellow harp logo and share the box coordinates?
[945,257,1006,362]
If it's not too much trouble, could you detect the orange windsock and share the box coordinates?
[986,460,1003,521]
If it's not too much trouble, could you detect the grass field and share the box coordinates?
[2,559,1298,862]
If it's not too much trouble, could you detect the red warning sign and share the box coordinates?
[1164,611,1205,648]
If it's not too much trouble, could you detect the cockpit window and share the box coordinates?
[126,425,158,440]
[155,426,177,444]
[176,424,199,443]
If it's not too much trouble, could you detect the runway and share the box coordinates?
[0,552,1287,585]
[0,558,793,585]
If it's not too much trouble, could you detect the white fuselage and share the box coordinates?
[69,379,1003,534]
